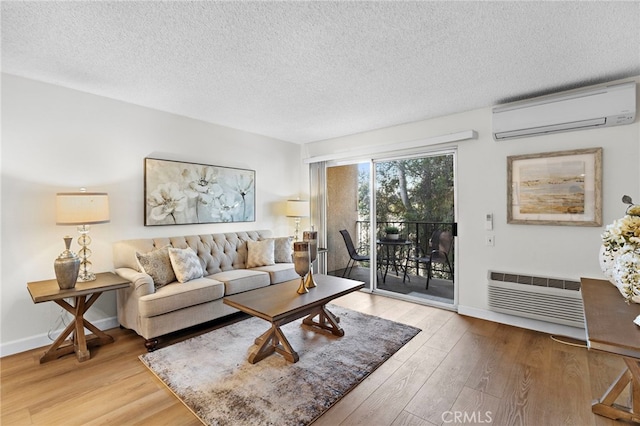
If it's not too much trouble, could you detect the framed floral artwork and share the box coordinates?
[507,147,602,226]
[144,158,255,225]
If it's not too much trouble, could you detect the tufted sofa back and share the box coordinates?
[113,230,273,275]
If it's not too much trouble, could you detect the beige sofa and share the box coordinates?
[112,230,297,350]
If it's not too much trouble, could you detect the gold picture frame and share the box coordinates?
[507,148,602,226]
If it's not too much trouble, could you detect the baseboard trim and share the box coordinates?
[3,308,585,357]
[0,316,120,358]
[457,305,586,341]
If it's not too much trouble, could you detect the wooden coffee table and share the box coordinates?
[224,274,364,364]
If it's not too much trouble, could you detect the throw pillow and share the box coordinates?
[246,239,275,268]
[136,246,176,288]
[168,247,204,283]
[272,237,293,263]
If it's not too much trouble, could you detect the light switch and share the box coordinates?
[485,213,493,230]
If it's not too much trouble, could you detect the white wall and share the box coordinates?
[304,77,640,338]
[3,74,638,355]
[1,74,307,355]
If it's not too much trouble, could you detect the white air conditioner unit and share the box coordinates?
[493,81,636,140]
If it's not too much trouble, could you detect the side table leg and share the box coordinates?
[74,296,90,362]
[40,297,82,363]
[39,321,76,363]
[592,358,640,423]
[82,318,115,346]
[80,292,114,347]
[627,358,640,418]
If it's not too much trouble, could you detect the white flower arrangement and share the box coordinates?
[601,195,640,302]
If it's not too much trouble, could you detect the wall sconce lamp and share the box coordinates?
[56,189,110,282]
[286,199,309,241]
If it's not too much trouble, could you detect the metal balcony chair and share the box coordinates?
[406,229,454,289]
[339,229,370,278]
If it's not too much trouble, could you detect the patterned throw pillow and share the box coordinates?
[272,237,293,263]
[168,247,204,283]
[246,239,275,268]
[136,246,176,288]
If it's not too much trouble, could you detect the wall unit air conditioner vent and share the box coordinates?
[488,271,584,328]
[493,81,636,140]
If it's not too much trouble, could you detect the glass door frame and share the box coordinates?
[369,148,458,308]
[322,147,458,308]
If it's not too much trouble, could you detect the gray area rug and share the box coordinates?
[140,304,420,426]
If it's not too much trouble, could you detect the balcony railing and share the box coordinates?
[355,220,456,278]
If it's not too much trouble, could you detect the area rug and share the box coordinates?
[139,304,420,426]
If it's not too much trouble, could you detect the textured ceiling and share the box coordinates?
[2,1,639,144]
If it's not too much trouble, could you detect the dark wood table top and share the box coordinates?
[581,277,640,359]
[224,274,364,323]
[27,272,130,303]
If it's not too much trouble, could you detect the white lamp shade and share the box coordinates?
[286,200,310,218]
[56,192,110,225]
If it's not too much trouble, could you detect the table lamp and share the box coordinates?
[56,190,110,282]
[286,199,309,241]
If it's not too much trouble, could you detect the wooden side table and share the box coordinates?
[581,277,640,423]
[27,272,130,363]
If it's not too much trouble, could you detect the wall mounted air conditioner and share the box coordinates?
[492,81,636,140]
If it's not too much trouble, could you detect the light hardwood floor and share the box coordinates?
[1,291,630,425]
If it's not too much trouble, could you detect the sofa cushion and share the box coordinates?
[209,269,270,295]
[168,247,204,283]
[138,277,225,317]
[135,245,176,288]
[251,263,298,284]
[246,239,275,268]
[272,237,293,263]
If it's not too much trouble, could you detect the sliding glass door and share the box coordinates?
[323,149,456,307]
[373,152,456,306]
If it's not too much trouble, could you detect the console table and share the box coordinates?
[27,272,130,363]
[581,277,640,423]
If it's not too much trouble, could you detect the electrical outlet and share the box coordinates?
[486,235,495,246]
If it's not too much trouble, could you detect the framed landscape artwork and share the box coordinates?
[144,158,255,226]
[507,148,602,226]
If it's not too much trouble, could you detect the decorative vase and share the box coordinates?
[303,231,318,289]
[293,241,310,295]
[54,236,80,289]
